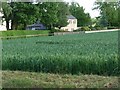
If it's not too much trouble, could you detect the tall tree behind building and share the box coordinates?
[69,2,91,27]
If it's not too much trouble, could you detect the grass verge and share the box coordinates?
[2,71,118,88]
[0,30,50,37]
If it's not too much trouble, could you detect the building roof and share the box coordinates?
[26,21,46,30]
[27,21,45,27]
[67,15,76,19]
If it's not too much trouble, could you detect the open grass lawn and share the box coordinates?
[2,71,118,88]
[0,30,49,37]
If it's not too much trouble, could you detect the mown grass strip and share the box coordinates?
[0,30,50,37]
[2,71,118,88]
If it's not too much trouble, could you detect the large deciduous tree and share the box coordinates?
[93,0,119,27]
[37,2,58,29]
[55,2,69,29]
[1,2,39,30]
[37,2,69,30]
[10,2,39,30]
[69,2,91,27]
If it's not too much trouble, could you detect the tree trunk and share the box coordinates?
[6,20,9,30]
[11,20,16,30]
[23,22,27,30]
[50,23,53,30]
[11,20,14,30]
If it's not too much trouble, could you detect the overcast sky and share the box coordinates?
[65,0,100,18]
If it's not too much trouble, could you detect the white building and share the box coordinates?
[61,15,78,31]
[0,12,7,31]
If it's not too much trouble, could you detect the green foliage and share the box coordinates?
[107,26,118,29]
[81,26,91,31]
[38,2,58,29]
[93,25,107,30]
[50,29,68,33]
[50,29,57,33]
[37,2,69,30]
[69,2,91,26]
[2,29,119,76]
[2,2,69,30]
[54,2,69,29]
[91,17,108,30]
[49,29,68,36]
[94,1,119,27]
[2,2,92,30]
[73,28,82,32]
[93,26,102,30]
[10,2,39,30]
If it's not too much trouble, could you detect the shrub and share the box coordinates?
[73,28,81,32]
[81,26,91,31]
[94,27,101,30]
[90,27,96,31]
[50,29,58,33]
[107,26,118,29]
[50,29,68,33]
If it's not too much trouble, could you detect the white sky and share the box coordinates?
[65,0,100,18]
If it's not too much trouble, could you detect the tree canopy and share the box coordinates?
[37,2,69,29]
[69,2,91,27]
[93,0,119,27]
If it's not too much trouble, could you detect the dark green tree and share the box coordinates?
[93,1,119,27]
[37,2,58,30]
[10,2,39,30]
[54,2,69,29]
[69,2,91,27]
[37,2,69,30]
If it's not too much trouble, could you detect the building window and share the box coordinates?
[68,20,72,24]
[73,20,76,24]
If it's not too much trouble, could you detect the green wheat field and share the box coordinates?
[2,31,119,76]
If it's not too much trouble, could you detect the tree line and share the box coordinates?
[1,0,119,30]
[1,1,91,30]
